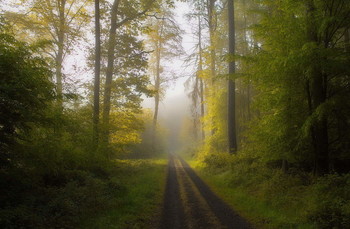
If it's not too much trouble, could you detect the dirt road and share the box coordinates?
[159,154,252,229]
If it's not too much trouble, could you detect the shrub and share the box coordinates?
[306,174,350,229]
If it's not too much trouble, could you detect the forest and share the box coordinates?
[0,0,349,228]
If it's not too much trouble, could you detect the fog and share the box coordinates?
[142,81,191,152]
[142,1,196,153]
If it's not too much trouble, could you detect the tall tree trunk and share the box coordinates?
[198,15,205,141]
[242,0,251,121]
[102,0,119,145]
[207,0,216,135]
[200,78,205,140]
[93,0,101,149]
[306,0,329,175]
[228,0,237,153]
[193,76,199,142]
[56,0,66,108]
[152,40,162,148]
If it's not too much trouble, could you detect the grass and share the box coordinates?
[81,157,168,229]
[187,159,315,229]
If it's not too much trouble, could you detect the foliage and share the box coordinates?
[194,152,350,228]
[243,0,350,172]
[0,29,54,165]
[128,109,169,158]
[306,174,350,229]
[81,159,167,229]
[5,0,92,54]
[145,5,184,108]
[0,19,165,228]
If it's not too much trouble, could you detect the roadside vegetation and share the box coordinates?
[182,0,350,228]
[189,154,350,228]
[0,3,168,227]
[81,159,167,229]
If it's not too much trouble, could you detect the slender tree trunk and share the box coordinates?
[208,0,216,135]
[152,92,159,145]
[200,78,205,140]
[56,44,64,104]
[92,0,101,149]
[56,0,66,108]
[193,115,198,142]
[306,0,329,175]
[152,40,162,148]
[242,0,251,121]
[193,76,199,142]
[198,15,205,141]
[102,0,119,145]
[228,0,237,153]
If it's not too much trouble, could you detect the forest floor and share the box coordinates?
[158,154,252,229]
[80,158,167,229]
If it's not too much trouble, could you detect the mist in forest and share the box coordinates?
[2,0,350,228]
[143,82,191,153]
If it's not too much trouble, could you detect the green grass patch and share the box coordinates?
[187,158,315,229]
[81,158,167,229]
[187,152,350,229]
[195,169,313,228]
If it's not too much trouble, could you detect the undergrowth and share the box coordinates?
[81,158,167,229]
[191,152,350,229]
[0,158,167,229]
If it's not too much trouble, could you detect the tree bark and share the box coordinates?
[207,0,216,135]
[198,15,205,141]
[243,0,251,121]
[101,0,154,146]
[228,0,237,153]
[102,0,119,145]
[93,0,101,149]
[200,78,205,141]
[56,0,66,108]
[152,37,162,148]
[193,76,199,142]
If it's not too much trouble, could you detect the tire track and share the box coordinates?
[179,157,252,229]
[159,155,186,229]
[175,158,224,228]
[159,154,252,229]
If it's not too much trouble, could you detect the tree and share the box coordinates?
[92,0,101,149]
[5,0,91,108]
[244,0,350,174]
[102,0,157,145]
[227,0,237,153]
[304,0,350,174]
[185,2,207,142]
[0,27,54,166]
[207,0,218,136]
[145,6,183,147]
[197,8,206,141]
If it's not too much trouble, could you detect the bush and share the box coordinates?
[198,151,350,228]
[0,166,126,229]
[306,174,350,229]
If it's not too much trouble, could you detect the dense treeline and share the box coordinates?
[186,0,350,176]
[0,0,172,227]
[184,0,350,227]
[0,22,118,227]
[247,0,350,175]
